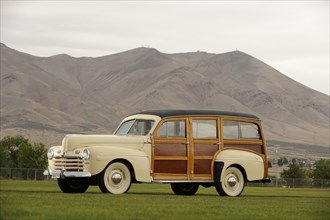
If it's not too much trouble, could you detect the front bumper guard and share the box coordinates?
[43,167,91,178]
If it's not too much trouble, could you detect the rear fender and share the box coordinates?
[214,149,264,181]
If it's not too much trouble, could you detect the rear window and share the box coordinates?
[223,120,260,139]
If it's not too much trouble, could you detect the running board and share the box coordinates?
[152,180,214,184]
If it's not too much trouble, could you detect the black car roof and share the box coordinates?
[132,109,259,119]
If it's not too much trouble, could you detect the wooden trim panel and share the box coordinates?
[154,143,187,156]
[154,160,187,174]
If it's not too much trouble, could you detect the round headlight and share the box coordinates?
[82,149,91,160]
[47,149,54,160]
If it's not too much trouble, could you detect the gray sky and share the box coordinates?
[1,1,329,95]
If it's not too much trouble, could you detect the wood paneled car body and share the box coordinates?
[45,110,270,196]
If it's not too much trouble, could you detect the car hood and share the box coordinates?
[61,134,147,152]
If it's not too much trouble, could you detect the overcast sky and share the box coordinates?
[1,1,329,95]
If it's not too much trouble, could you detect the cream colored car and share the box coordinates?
[45,110,270,196]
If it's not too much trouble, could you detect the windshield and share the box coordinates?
[115,119,155,136]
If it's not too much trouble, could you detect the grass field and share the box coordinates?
[0,180,329,220]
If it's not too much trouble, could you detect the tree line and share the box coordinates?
[278,159,330,187]
[0,135,48,169]
[280,159,330,180]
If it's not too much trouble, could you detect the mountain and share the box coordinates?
[0,43,329,159]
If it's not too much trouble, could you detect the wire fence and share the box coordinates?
[246,177,330,188]
[0,168,329,188]
[0,168,49,181]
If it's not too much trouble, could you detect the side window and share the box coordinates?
[223,120,239,138]
[192,120,217,138]
[223,120,260,139]
[157,120,186,138]
[241,122,260,139]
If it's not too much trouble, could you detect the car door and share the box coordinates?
[189,117,221,180]
[152,118,189,180]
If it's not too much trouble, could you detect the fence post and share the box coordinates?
[276,177,278,188]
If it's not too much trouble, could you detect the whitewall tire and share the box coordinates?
[99,162,132,194]
[216,167,245,197]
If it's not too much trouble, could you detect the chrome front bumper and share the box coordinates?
[43,167,91,178]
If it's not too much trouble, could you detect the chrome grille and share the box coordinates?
[53,157,84,171]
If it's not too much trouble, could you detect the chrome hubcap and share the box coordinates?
[227,176,237,187]
[111,172,122,184]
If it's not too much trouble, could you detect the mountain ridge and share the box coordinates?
[0,43,329,159]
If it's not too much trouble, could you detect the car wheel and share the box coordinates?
[215,167,245,197]
[57,178,89,193]
[99,162,132,194]
[171,183,199,195]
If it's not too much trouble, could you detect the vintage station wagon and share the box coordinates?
[45,110,270,196]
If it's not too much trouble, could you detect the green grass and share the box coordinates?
[0,180,329,220]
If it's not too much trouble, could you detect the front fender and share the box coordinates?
[214,149,264,181]
[88,146,152,182]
